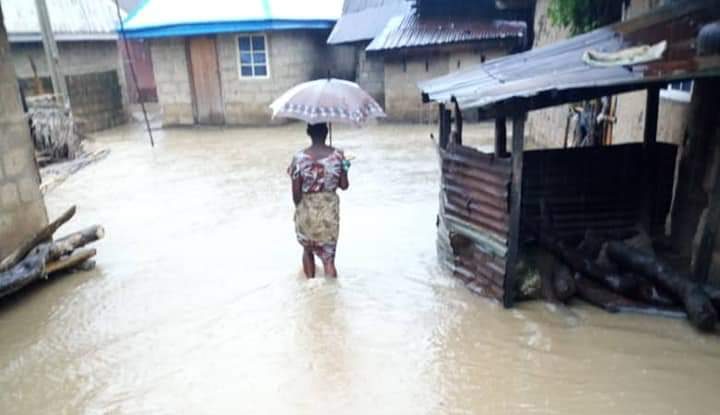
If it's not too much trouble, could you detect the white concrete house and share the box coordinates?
[123,0,356,126]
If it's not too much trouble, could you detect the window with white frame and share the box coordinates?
[238,34,269,78]
[661,80,693,102]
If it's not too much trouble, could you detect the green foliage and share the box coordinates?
[548,0,624,35]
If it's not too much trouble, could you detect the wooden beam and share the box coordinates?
[495,117,508,157]
[644,86,660,146]
[438,103,451,150]
[642,86,660,233]
[693,153,720,282]
[504,113,526,308]
[34,0,68,107]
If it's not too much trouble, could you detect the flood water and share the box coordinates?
[1,122,719,414]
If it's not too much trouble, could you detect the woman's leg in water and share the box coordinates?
[322,259,338,278]
[302,247,315,278]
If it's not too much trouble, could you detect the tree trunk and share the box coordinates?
[606,241,717,331]
[0,206,76,272]
[46,248,96,274]
[0,244,51,298]
[47,226,104,261]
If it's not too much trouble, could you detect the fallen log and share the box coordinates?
[0,244,51,298]
[47,226,105,262]
[606,242,717,332]
[534,228,641,296]
[46,248,96,275]
[553,264,576,303]
[0,206,76,272]
[574,274,636,313]
[704,284,720,311]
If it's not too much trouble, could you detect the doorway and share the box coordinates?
[187,36,224,125]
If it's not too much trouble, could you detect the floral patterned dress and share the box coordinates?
[288,149,345,261]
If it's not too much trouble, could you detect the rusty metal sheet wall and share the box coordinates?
[521,143,678,240]
[438,143,511,302]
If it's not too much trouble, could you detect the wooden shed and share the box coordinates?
[419,0,720,307]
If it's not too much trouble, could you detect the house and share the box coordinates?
[2,0,127,132]
[328,0,533,122]
[418,0,720,305]
[122,0,356,126]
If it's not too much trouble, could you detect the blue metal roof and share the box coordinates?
[121,0,343,38]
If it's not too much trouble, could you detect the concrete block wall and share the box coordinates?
[152,30,352,126]
[0,10,48,259]
[356,47,385,108]
[150,37,194,125]
[10,41,120,79]
[384,49,505,122]
[66,70,126,133]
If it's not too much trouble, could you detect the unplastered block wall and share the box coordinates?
[217,30,352,125]
[356,47,385,108]
[0,14,48,258]
[383,49,505,122]
[10,41,120,78]
[150,37,194,125]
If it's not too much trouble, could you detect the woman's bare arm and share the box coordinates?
[292,177,303,205]
[339,169,349,190]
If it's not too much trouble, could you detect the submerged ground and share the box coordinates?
[1,122,719,414]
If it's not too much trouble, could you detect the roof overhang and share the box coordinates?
[121,20,336,39]
[419,0,720,120]
[366,12,526,53]
[8,32,119,43]
[326,1,412,45]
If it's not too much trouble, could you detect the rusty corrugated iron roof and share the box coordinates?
[366,12,526,52]
[327,0,412,44]
[419,0,720,117]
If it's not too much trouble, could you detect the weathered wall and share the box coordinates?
[384,49,505,122]
[10,40,128,132]
[0,8,48,259]
[526,0,689,148]
[10,40,120,78]
[355,45,385,108]
[66,70,126,132]
[150,37,194,125]
[152,31,355,126]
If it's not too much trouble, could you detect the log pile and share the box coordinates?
[0,206,104,300]
[519,225,719,332]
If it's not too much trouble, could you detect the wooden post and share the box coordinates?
[642,86,660,233]
[34,0,69,107]
[495,117,508,157]
[438,103,452,150]
[504,113,526,308]
[694,170,720,282]
[451,97,463,146]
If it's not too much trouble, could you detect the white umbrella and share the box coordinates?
[270,78,386,127]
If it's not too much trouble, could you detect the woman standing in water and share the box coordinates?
[289,123,350,278]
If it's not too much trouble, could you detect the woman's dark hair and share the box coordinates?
[306,123,328,143]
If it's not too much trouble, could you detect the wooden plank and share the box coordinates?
[643,86,660,233]
[693,148,720,282]
[188,37,224,125]
[504,114,526,308]
[495,117,508,158]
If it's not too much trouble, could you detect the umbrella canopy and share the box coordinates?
[270,78,386,127]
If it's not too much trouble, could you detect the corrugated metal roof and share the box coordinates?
[366,12,526,52]
[2,0,123,42]
[122,0,343,39]
[419,0,720,117]
[327,0,411,44]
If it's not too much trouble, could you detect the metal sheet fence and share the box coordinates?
[438,143,511,302]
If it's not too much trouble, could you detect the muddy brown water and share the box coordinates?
[1,123,719,414]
